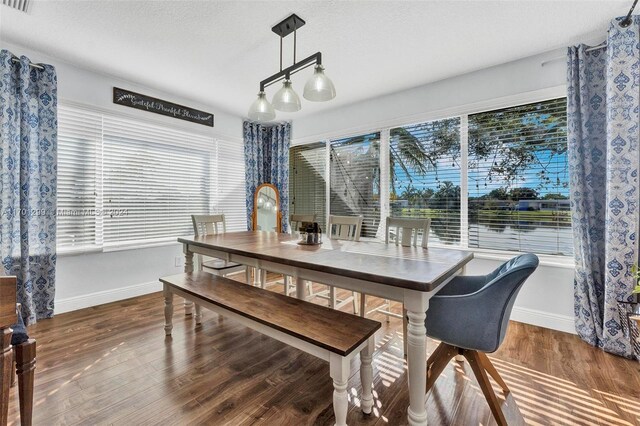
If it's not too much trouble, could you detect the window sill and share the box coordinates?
[103,239,182,253]
[471,249,574,269]
[57,246,103,257]
[57,239,184,256]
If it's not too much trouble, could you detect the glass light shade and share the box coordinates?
[303,65,336,102]
[272,79,301,112]
[248,91,276,122]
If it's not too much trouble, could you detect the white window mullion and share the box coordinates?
[325,139,331,231]
[459,115,469,249]
[377,128,390,240]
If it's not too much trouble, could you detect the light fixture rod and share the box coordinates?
[279,36,283,71]
[259,51,322,91]
[293,27,297,64]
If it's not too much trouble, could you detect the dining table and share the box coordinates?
[178,230,474,426]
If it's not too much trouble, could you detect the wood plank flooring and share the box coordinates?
[6,274,640,425]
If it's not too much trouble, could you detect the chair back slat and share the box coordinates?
[328,215,363,241]
[192,214,226,236]
[290,214,316,233]
[385,217,431,248]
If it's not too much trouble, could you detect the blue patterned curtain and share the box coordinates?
[243,121,290,232]
[0,50,57,324]
[567,17,639,359]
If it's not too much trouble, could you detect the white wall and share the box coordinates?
[292,48,567,143]
[2,41,245,313]
[291,48,577,334]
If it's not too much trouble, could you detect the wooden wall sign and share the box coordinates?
[113,87,214,127]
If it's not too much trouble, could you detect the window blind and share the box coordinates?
[102,116,215,246]
[389,118,461,245]
[290,142,327,229]
[57,105,102,252]
[214,139,247,231]
[467,98,572,255]
[330,133,380,238]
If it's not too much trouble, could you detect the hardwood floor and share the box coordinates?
[6,274,640,426]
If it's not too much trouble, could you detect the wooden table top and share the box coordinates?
[179,231,473,292]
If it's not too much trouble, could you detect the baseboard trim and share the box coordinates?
[511,306,576,335]
[54,282,577,336]
[55,281,162,314]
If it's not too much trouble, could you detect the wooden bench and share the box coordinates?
[160,272,381,426]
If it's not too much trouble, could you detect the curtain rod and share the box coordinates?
[541,43,607,67]
[620,0,639,27]
[11,57,44,70]
[541,0,638,67]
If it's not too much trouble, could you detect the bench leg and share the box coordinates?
[330,353,350,426]
[164,286,174,336]
[15,339,35,426]
[360,337,375,415]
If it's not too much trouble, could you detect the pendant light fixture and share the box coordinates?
[272,79,301,112]
[304,65,336,102]
[248,91,276,122]
[248,13,336,122]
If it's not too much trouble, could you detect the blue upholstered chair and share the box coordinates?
[425,253,539,426]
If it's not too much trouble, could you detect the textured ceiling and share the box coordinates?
[0,1,629,120]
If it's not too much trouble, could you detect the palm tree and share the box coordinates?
[334,119,460,195]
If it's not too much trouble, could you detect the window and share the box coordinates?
[102,116,214,245]
[289,97,572,257]
[290,143,327,228]
[468,98,571,255]
[330,133,380,238]
[56,103,244,252]
[390,118,461,245]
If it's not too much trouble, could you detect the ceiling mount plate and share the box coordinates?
[272,13,306,38]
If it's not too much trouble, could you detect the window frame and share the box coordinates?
[290,86,574,268]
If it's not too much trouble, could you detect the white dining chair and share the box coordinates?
[306,215,362,313]
[191,214,253,323]
[290,213,316,233]
[360,216,431,354]
[191,214,251,281]
[276,213,318,297]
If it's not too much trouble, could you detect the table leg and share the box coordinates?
[183,247,194,316]
[1,328,12,426]
[405,295,429,426]
[164,286,173,336]
[454,264,466,363]
[295,277,306,300]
